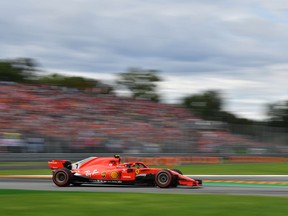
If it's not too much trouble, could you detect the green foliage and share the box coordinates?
[183,90,223,120]
[267,100,288,130]
[0,57,114,93]
[220,111,255,125]
[117,68,162,102]
[38,73,97,89]
[0,58,38,82]
[36,73,114,93]
[182,90,256,124]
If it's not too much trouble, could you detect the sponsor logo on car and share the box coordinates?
[111,171,119,179]
[85,170,91,177]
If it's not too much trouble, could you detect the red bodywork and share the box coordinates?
[48,155,202,188]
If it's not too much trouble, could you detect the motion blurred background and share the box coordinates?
[0,58,287,161]
[1,1,288,162]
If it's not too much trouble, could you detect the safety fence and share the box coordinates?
[123,156,288,166]
[0,153,287,164]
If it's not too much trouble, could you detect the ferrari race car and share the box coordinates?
[48,155,202,188]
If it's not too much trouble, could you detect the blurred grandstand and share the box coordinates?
[0,82,287,155]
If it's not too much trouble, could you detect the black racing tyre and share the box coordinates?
[155,170,173,188]
[172,169,183,175]
[52,168,73,187]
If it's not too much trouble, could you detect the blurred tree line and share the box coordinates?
[0,57,287,131]
[0,58,38,82]
[0,58,113,94]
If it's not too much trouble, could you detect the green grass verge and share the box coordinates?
[0,162,47,167]
[0,169,51,175]
[157,162,288,175]
[0,189,287,216]
[0,162,287,175]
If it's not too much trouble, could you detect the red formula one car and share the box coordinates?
[48,155,202,188]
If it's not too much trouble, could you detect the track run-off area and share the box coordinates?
[0,175,287,197]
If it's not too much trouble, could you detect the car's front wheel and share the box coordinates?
[155,170,173,188]
[52,168,73,187]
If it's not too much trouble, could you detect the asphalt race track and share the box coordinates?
[0,178,288,196]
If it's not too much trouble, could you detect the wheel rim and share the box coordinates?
[158,173,169,185]
[56,172,67,183]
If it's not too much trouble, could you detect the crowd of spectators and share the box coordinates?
[0,82,268,154]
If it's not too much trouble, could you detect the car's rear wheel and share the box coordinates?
[155,170,173,188]
[53,168,73,187]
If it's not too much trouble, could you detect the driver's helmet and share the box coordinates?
[114,154,121,163]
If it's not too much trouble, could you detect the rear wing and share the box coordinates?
[48,160,71,170]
